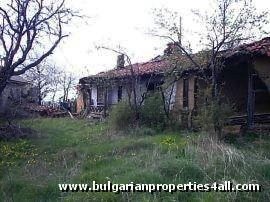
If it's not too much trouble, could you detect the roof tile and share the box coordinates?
[83,37,270,81]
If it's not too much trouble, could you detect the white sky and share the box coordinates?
[51,0,270,79]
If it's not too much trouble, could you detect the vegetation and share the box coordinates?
[109,101,136,130]
[0,118,269,201]
[194,87,234,138]
[152,0,269,131]
[140,92,167,129]
[109,92,168,131]
[0,0,76,96]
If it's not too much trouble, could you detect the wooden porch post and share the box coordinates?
[247,64,255,129]
[103,87,108,117]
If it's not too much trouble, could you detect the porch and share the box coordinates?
[84,87,120,119]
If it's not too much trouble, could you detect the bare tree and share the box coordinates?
[153,0,268,82]
[24,61,61,105]
[97,46,141,119]
[50,67,61,103]
[152,0,269,135]
[59,71,76,102]
[0,0,77,96]
[97,46,176,120]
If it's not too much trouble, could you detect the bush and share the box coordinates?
[140,92,167,128]
[109,92,168,131]
[108,101,135,131]
[194,87,234,137]
[195,101,233,134]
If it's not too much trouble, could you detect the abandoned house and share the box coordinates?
[0,76,38,114]
[77,37,270,127]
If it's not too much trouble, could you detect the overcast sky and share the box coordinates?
[52,0,270,79]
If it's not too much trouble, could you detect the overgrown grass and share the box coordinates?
[0,118,269,201]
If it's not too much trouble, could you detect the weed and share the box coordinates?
[0,118,269,201]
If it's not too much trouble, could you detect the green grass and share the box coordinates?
[0,118,270,201]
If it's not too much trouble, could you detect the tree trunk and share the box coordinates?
[38,95,42,105]
[37,82,42,105]
[132,77,139,120]
[211,63,222,138]
[0,82,7,97]
[211,64,218,99]
[0,72,10,97]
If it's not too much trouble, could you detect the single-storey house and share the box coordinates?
[77,37,270,127]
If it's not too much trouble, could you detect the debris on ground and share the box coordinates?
[23,104,68,117]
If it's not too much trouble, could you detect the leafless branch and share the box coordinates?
[0,0,77,96]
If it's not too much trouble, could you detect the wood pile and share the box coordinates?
[23,104,67,117]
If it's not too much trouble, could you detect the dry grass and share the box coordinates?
[0,118,269,201]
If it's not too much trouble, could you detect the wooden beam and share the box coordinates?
[247,64,255,129]
[103,88,108,117]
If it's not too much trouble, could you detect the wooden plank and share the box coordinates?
[188,76,195,110]
[247,64,255,128]
[228,113,270,126]
[173,79,184,111]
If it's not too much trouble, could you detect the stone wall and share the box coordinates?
[0,82,34,114]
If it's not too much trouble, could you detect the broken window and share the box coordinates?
[183,78,189,109]
[97,86,104,105]
[118,86,122,102]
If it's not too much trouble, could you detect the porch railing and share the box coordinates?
[227,113,270,125]
[89,105,105,113]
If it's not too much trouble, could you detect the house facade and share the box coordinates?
[77,54,178,116]
[77,38,270,126]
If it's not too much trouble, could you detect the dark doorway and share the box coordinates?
[118,86,122,102]
[183,78,189,109]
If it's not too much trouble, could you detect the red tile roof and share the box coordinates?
[82,37,270,82]
[92,59,171,79]
[236,37,270,57]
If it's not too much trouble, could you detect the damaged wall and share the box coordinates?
[173,75,196,112]
[0,81,35,114]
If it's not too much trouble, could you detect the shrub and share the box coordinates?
[108,101,135,131]
[109,92,168,131]
[140,92,167,128]
[194,87,234,138]
[195,101,233,135]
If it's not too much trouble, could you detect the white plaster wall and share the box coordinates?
[90,79,176,108]
[138,79,177,110]
[120,80,148,104]
[165,82,177,110]
[92,86,97,106]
